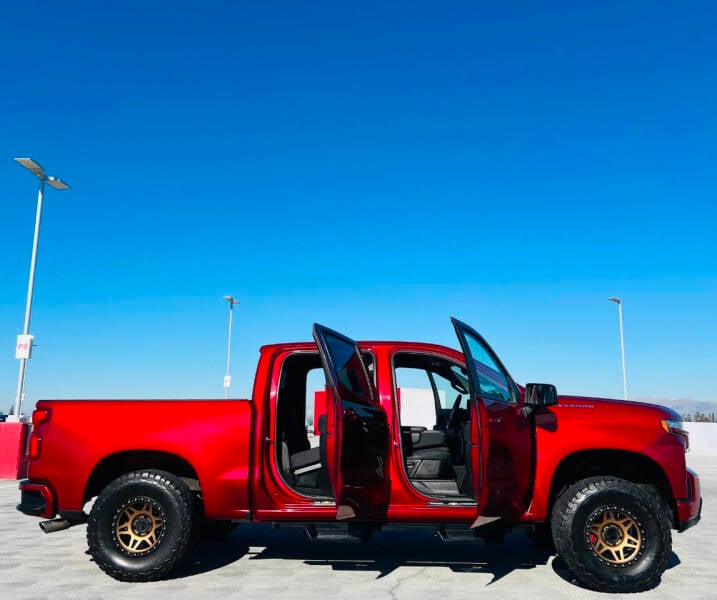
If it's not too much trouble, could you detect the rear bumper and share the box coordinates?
[17,480,56,519]
[676,467,701,532]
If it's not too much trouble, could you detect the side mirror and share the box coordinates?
[525,383,558,407]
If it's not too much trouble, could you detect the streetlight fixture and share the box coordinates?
[608,297,628,401]
[10,158,70,421]
[223,296,240,399]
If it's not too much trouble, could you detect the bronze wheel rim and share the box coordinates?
[113,497,166,555]
[587,507,644,566]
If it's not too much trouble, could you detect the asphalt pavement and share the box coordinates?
[0,453,713,600]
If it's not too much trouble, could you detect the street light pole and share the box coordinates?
[223,296,240,399]
[11,158,70,421]
[608,297,628,401]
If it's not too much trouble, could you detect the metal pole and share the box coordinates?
[225,301,234,399]
[617,301,628,401]
[13,178,45,418]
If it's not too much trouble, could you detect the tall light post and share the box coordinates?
[10,158,70,421]
[608,297,628,401]
[223,296,240,399]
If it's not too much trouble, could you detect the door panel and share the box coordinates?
[313,324,390,520]
[450,318,497,523]
[484,397,533,515]
[450,318,533,517]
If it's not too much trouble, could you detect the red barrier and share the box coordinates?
[0,422,30,479]
[314,390,327,435]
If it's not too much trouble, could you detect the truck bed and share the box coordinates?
[28,399,253,521]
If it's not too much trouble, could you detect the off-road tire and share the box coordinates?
[551,476,671,593]
[87,470,194,582]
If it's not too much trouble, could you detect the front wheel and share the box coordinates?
[87,470,194,581]
[551,476,672,593]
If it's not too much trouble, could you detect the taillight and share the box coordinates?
[29,408,50,460]
[32,408,50,427]
[29,435,42,459]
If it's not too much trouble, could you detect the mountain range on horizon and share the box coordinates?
[636,397,717,419]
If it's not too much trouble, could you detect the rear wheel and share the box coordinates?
[87,470,194,582]
[551,476,671,592]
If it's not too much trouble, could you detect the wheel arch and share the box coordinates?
[84,451,201,505]
[548,449,677,527]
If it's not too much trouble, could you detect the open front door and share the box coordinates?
[313,324,390,520]
[450,317,498,525]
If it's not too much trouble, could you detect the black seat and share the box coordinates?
[402,427,452,479]
[410,446,451,461]
[281,443,323,490]
[290,447,321,472]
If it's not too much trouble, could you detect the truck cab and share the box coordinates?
[253,320,533,527]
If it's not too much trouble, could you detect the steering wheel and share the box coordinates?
[446,394,462,430]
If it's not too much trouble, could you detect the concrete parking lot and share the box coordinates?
[0,453,712,600]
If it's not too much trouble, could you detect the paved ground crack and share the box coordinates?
[387,567,427,600]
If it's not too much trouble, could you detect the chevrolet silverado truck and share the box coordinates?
[18,319,701,592]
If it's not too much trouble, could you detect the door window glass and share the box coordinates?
[321,330,374,405]
[463,335,512,403]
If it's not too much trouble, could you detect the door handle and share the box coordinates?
[489,417,504,425]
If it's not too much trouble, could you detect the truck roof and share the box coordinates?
[259,340,463,356]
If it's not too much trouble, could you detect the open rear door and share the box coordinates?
[450,317,495,525]
[313,324,390,520]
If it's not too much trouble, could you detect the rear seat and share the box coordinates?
[402,427,452,479]
[290,446,321,475]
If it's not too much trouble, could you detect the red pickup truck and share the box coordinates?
[18,319,701,592]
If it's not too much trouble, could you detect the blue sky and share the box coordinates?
[1,1,715,412]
